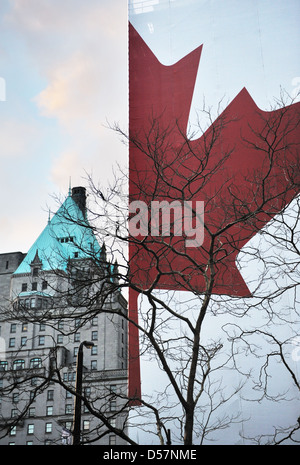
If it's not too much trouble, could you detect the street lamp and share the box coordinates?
[73,340,94,445]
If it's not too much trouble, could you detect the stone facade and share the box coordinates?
[0,252,25,303]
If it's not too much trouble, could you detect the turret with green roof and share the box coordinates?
[14,186,101,276]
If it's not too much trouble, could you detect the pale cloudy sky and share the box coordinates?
[1,0,299,256]
[0,0,128,254]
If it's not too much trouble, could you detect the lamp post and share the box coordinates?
[73,340,94,445]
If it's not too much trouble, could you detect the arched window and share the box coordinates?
[30,358,42,369]
[13,359,25,370]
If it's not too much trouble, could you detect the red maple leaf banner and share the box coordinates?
[128,23,300,400]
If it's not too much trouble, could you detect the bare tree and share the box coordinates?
[1,92,299,445]
[88,91,299,444]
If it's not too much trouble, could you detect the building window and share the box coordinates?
[74,332,80,342]
[57,334,63,344]
[65,422,72,431]
[84,387,91,397]
[21,283,27,292]
[91,360,97,371]
[12,393,19,403]
[32,267,39,277]
[9,338,15,348]
[91,331,98,341]
[73,347,78,358]
[91,317,98,326]
[9,426,16,436]
[46,406,53,416]
[26,441,33,445]
[39,323,45,332]
[27,424,34,435]
[22,323,28,332]
[21,336,27,347]
[10,323,16,333]
[65,404,73,415]
[110,418,117,428]
[83,420,90,431]
[30,358,42,369]
[28,407,35,417]
[109,435,116,445]
[38,335,45,345]
[0,361,8,371]
[42,280,48,290]
[47,390,54,401]
[75,318,80,328]
[58,321,64,330]
[11,409,17,418]
[45,423,52,434]
[13,359,25,370]
[110,400,116,412]
[32,282,37,291]
[63,371,76,382]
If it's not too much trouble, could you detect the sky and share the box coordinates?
[0,0,128,254]
[0,0,299,256]
[130,0,300,127]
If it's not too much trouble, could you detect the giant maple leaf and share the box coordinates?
[128,23,300,398]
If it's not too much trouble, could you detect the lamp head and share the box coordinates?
[82,341,94,349]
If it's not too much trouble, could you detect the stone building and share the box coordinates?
[0,187,128,445]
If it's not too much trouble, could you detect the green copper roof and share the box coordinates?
[14,193,101,275]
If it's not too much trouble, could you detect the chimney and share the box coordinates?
[71,186,86,218]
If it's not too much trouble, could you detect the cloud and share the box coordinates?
[0,118,40,158]
[7,0,128,181]
[0,1,128,253]
[35,52,99,126]
[50,149,83,189]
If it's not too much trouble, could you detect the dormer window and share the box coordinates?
[59,236,74,243]
[30,250,42,275]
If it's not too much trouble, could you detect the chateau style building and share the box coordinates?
[0,187,128,445]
